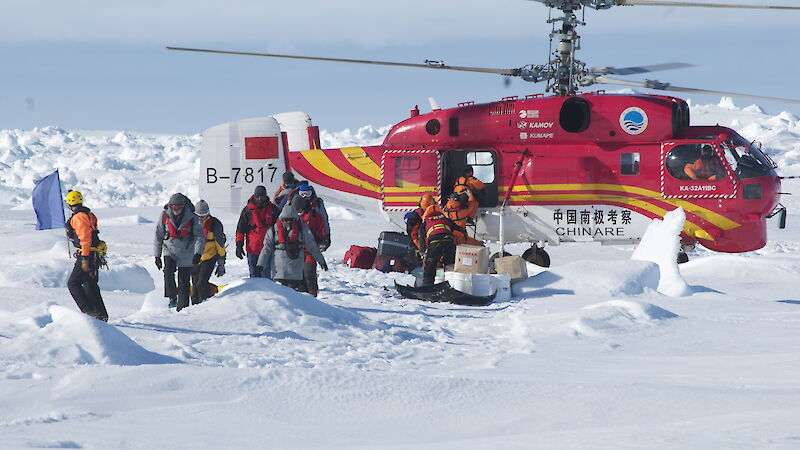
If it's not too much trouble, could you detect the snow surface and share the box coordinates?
[2,101,800,448]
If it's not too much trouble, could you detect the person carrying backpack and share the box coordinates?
[191,200,226,305]
[65,190,109,322]
[154,193,204,311]
[293,195,328,297]
[235,185,278,278]
[256,205,328,292]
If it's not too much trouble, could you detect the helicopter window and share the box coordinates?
[720,138,775,180]
[620,153,640,175]
[425,119,441,135]
[449,117,459,137]
[665,144,726,181]
[466,151,495,183]
[394,156,422,187]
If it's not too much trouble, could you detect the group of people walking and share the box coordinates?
[64,172,330,321]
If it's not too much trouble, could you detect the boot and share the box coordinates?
[168,296,177,308]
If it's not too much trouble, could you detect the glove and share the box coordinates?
[81,257,91,272]
[255,266,263,275]
[235,242,245,260]
[154,256,162,270]
[215,261,226,277]
[319,237,330,252]
[320,261,329,271]
[192,254,202,265]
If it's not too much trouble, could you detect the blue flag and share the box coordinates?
[32,170,66,230]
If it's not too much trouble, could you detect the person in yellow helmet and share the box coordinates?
[65,190,109,322]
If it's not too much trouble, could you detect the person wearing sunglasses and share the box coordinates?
[154,193,204,311]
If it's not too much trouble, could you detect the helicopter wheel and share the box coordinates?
[490,251,512,261]
[522,246,551,268]
[677,251,689,264]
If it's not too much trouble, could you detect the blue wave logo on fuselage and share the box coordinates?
[619,107,648,135]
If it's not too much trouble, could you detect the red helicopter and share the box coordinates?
[173,0,799,266]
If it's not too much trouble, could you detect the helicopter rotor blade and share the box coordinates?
[166,47,521,76]
[590,62,694,76]
[614,1,800,10]
[595,75,800,104]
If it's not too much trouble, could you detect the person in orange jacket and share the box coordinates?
[442,192,483,246]
[452,165,484,219]
[684,145,725,180]
[65,190,109,321]
[405,193,436,250]
[419,204,462,286]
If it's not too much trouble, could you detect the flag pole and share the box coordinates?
[57,169,71,259]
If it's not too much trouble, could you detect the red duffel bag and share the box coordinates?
[344,245,377,269]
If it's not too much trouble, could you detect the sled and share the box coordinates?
[394,281,494,306]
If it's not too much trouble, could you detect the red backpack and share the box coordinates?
[344,245,377,269]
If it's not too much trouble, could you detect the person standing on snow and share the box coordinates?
[65,190,109,322]
[235,185,278,278]
[420,204,461,286]
[191,200,226,305]
[297,183,330,238]
[292,195,329,297]
[154,193,204,311]
[256,205,328,292]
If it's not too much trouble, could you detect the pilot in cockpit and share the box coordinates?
[684,145,725,180]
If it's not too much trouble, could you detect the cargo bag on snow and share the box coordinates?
[344,245,377,269]
[377,231,411,257]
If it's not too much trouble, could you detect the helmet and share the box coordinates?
[700,145,714,160]
[419,193,436,210]
[66,190,83,206]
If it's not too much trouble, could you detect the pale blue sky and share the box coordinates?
[2,0,798,133]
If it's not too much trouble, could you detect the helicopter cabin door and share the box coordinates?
[381,150,441,210]
[661,142,737,199]
[441,150,499,207]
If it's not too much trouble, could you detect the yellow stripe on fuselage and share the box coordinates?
[300,150,380,193]
[340,147,382,181]
[502,183,740,231]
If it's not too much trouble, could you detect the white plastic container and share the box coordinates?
[490,273,512,302]
[445,272,493,297]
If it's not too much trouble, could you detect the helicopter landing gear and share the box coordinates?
[490,251,512,261]
[522,245,550,268]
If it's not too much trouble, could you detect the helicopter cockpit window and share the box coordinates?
[666,144,726,181]
[466,151,495,183]
[394,156,422,187]
[620,153,640,175]
[720,136,776,180]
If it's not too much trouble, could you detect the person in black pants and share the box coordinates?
[154,193,204,311]
[420,205,459,286]
[65,190,109,321]
[191,200,226,304]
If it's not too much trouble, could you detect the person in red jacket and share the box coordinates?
[235,185,278,278]
[293,195,329,297]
